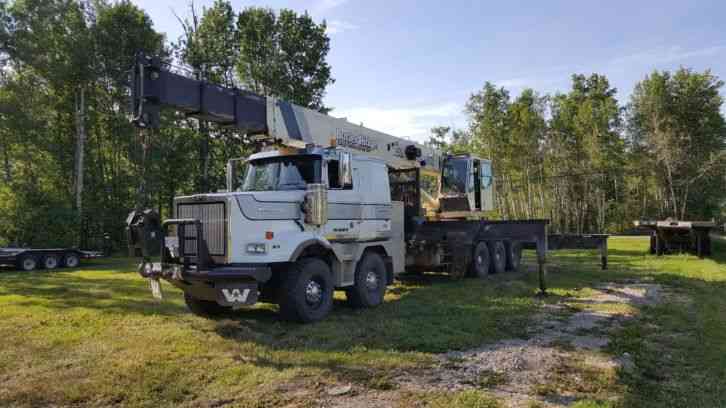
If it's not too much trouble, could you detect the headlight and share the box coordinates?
[246,243,267,254]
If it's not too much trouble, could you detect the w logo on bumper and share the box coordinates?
[222,288,250,303]
[217,283,258,306]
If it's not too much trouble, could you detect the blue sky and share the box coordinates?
[132,0,726,142]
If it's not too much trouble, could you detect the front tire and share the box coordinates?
[346,251,387,308]
[279,258,334,323]
[184,293,229,317]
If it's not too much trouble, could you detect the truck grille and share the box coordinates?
[176,202,227,257]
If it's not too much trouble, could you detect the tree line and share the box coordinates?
[0,0,723,250]
[0,0,333,249]
[430,71,726,234]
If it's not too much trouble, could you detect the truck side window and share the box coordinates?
[327,160,352,190]
[328,160,341,188]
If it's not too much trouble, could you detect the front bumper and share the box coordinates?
[140,261,272,283]
[140,262,273,307]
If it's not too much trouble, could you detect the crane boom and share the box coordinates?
[130,54,442,173]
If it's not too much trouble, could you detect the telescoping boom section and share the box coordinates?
[130,54,441,173]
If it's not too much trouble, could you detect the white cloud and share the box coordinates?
[313,0,349,13]
[334,102,465,142]
[326,20,359,35]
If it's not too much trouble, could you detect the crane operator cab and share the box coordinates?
[439,154,494,216]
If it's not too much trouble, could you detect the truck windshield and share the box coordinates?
[441,158,468,195]
[240,156,321,192]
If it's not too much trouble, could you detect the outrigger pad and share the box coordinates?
[126,209,163,258]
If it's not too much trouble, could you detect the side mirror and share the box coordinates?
[339,152,353,188]
[304,183,328,226]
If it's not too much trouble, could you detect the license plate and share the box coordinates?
[149,278,163,300]
[216,283,258,306]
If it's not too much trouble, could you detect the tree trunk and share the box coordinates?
[199,120,210,193]
[74,87,86,215]
[1,141,11,183]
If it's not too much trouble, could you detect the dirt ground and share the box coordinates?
[317,281,663,408]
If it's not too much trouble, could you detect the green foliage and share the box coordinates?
[0,0,336,248]
[236,6,334,111]
[629,68,726,219]
[459,70,724,233]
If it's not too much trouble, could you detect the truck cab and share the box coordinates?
[149,147,403,322]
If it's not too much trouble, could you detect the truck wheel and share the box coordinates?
[471,242,491,278]
[184,293,229,317]
[17,254,37,271]
[42,254,60,270]
[488,241,506,274]
[505,241,522,271]
[62,252,80,268]
[346,251,387,308]
[279,258,333,323]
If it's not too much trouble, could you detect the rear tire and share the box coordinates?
[471,242,491,278]
[505,241,522,271]
[488,241,506,274]
[17,254,37,271]
[279,258,334,323]
[184,293,229,317]
[42,254,60,270]
[62,252,80,268]
[346,251,387,308]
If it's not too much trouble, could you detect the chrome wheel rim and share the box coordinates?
[305,280,323,306]
[365,270,378,290]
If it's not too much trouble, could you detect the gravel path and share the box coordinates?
[323,281,663,408]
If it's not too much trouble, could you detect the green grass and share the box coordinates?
[0,237,724,407]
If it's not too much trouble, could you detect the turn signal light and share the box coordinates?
[265,231,274,240]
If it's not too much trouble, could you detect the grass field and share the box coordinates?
[0,236,725,407]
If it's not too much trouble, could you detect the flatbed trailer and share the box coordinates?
[0,248,102,271]
[635,220,716,258]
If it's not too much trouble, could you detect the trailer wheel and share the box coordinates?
[62,252,80,268]
[471,242,491,278]
[279,258,334,323]
[346,251,387,308]
[505,241,522,271]
[488,241,506,274]
[184,293,229,317]
[17,254,37,271]
[42,254,60,270]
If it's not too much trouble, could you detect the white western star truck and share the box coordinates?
[126,54,548,322]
